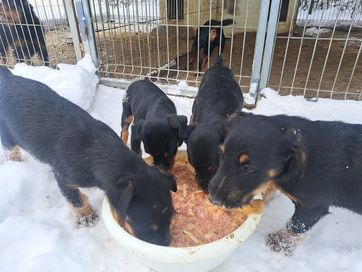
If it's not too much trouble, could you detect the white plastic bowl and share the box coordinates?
[102,193,263,272]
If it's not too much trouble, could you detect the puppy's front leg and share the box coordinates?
[121,103,133,144]
[266,203,329,255]
[57,180,99,227]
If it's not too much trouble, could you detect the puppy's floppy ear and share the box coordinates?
[132,119,144,140]
[167,175,177,193]
[277,128,308,182]
[184,123,197,143]
[167,114,188,146]
[107,177,136,221]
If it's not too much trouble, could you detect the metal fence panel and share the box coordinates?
[1,0,360,102]
[0,0,79,67]
[88,0,259,94]
[267,0,362,100]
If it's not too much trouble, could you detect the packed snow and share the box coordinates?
[1,58,362,272]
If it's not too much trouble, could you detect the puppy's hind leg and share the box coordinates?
[6,146,22,161]
[56,179,99,228]
[121,101,133,144]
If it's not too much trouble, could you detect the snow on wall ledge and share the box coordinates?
[11,55,99,111]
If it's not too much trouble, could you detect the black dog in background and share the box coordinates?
[209,112,362,255]
[121,79,188,170]
[186,56,243,191]
[0,0,48,65]
[189,19,233,71]
[0,67,176,246]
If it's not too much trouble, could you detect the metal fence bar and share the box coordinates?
[154,1,161,80]
[64,0,82,61]
[195,0,202,83]
[248,0,271,99]
[185,0,191,81]
[315,8,342,99]
[164,0,171,81]
[57,0,361,102]
[75,0,98,66]
[301,2,329,97]
[259,0,282,90]
[238,0,250,86]
[330,3,358,99]
[218,0,225,56]
[346,37,362,101]
[228,0,237,69]
[276,0,299,93]
[289,0,314,95]
[175,0,180,79]
[145,1,152,76]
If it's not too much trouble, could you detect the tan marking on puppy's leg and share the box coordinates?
[6,146,22,161]
[69,191,99,228]
[121,116,134,144]
[121,129,129,144]
[266,228,306,256]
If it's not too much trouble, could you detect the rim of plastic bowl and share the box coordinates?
[102,193,263,263]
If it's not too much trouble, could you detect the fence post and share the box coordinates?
[248,0,270,101]
[74,0,98,67]
[64,0,82,61]
[259,0,282,90]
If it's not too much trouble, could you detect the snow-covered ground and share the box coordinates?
[1,59,362,272]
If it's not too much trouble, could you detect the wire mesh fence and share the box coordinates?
[0,0,78,67]
[268,0,362,100]
[90,0,361,100]
[89,0,261,92]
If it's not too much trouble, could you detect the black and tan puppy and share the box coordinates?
[0,67,176,246]
[0,0,48,65]
[121,79,188,170]
[189,19,233,71]
[186,56,243,191]
[209,112,362,255]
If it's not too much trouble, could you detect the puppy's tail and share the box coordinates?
[214,55,224,66]
[221,19,233,26]
[0,66,13,78]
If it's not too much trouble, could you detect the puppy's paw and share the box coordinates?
[6,146,22,161]
[266,229,305,256]
[76,210,100,228]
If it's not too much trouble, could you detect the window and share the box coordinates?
[167,0,184,20]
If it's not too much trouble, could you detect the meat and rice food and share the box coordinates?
[169,153,263,247]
